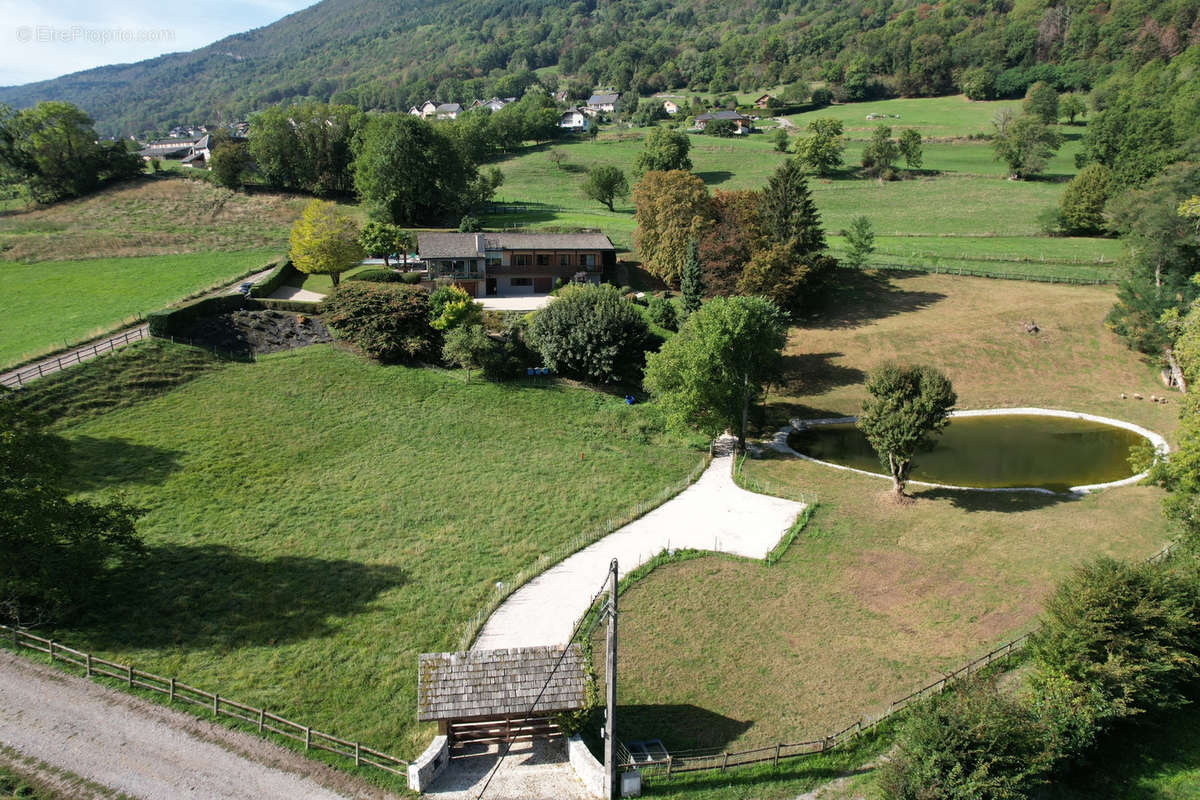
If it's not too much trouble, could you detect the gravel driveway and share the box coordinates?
[0,651,396,800]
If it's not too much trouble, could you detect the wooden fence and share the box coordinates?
[2,327,147,388]
[0,624,408,778]
[621,539,1181,780]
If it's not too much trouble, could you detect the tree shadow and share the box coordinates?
[616,704,755,753]
[779,352,865,396]
[695,170,734,185]
[66,435,184,491]
[762,400,855,430]
[806,269,945,329]
[79,544,406,648]
[560,162,587,174]
[911,486,1081,512]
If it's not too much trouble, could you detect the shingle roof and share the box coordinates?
[696,110,750,121]
[418,233,485,259]
[484,232,615,251]
[436,103,462,113]
[418,645,587,721]
[587,93,620,105]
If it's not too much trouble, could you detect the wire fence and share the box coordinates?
[835,259,1116,285]
[0,624,409,777]
[1,327,148,389]
[621,539,1182,781]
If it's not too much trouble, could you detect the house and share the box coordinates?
[410,100,439,118]
[137,133,212,166]
[435,103,462,120]
[662,100,680,115]
[694,110,754,133]
[558,107,589,132]
[584,92,620,116]
[417,231,616,297]
[754,94,774,109]
[469,97,516,113]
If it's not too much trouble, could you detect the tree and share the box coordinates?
[680,238,703,313]
[898,128,923,171]
[289,199,365,289]
[844,215,875,269]
[442,324,496,383]
[323,283,436,363]
[633,127,692,176]
[705,119,738,138]
[582,165,629,211]
[359,221,403,267]
[209,141,253,190]
[1023,81,1060,124]
[1,398,144,625]
[1060,93,1087,124]
[646,295,678,331]
[528,284,650,383]
[772,128,789,153]
[794,118,844,176]
[992,114,1062,179]
[857,363,957,499]
[644,295,788,451]
[353,113,477,225]
[547,149,567,170]
[760,159,825,256]
[862,124,899,179]
[698,190,765,297]
[248,102,362,196]
[1058,163,1113,235]
[632,170,714,286]
[429,284,483,331]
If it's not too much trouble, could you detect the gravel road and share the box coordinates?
[0,650,396,800]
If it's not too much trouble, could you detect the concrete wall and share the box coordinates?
[568,735,606,798]
[407,735,449,793]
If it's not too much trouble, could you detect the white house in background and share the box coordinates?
[435,103,462,120]
[558,108,589,132]
[662,100,680,115]
[410,100,439,118]
[584,92,620,116]
[469,96,517,113]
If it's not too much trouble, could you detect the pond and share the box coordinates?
[787,413,1153,492]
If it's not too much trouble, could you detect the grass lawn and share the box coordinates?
[30,340,702,763]
[602,273,1179,765]
[0,249,280,368]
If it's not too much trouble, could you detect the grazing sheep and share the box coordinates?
[1121,393,1127,399]
[1134,393,1144,400]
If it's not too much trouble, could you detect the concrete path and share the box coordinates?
[426,739,591,800]
[479,295,553,312]
[473,436,806,650]
[268,285,327,302]
[0,650,394,800]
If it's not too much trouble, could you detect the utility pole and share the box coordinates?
[604,557,619,799]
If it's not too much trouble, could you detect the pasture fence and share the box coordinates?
[0,624,409,777]
[834,258,1116,286]
[622,539,1182,782]
[2,327,147,389]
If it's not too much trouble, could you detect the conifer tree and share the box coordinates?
[680,238,703,313]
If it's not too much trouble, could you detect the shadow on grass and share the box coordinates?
[912,486,1081,512]
[780,352,865,396]
[695,170,734,185]
[67,435,184,490]
[81,544,406,648]
[761,400,854,430]
[617,704,756,752]
[807,269,945,329]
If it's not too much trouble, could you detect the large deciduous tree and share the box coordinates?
[1058,163,1113,235]
[857,363,957,499]
[359,221,404,267]
[1023,81,1060,125]
[248,103,363,196]
[1,398,144,625]
[289,199,365,289]
[793,118,844,176]
[632,170,714,286]
[698,189,765,296]
[633,127,693,176]
[992,113,1062,180]
[528,284,650,383]
[862,125,900,179]
[582,165,629,211]
[898,128,923,171]
[644,295,789,451]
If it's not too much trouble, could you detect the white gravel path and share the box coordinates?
[269,285,328,302]
[0,651,394,800]
[473,436,806,650]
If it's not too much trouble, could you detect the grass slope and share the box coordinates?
[44,342,700,759]
[605,274,1177,761]
[0,249,279,368]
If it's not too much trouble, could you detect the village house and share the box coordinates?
[435,102,462,120]
[662,100,680,115]
[584,92,620,116]
[137,133,212,167]
[558,107,589,132]
[754,94,774,109]
[417,232,615,297]
[468,96,516,113]
[409,100,440,118]
[694,109,754,133]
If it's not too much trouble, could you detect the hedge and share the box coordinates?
[146,294,250,337]
[255,298,323,314]
[247,260,298,298]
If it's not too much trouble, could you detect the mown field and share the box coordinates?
[23,340,702,765]
[484,95,1116,280]
[605,273,1178,770]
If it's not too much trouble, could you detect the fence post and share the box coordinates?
[305,727,312,750]
[169,677,175,702]
[128,664,134,688]
[355,741,361,767]
[721,752,728,771]
[773,743,780,768]
[86,653,92,677]
[214,694,219,716]
[259,708,265,733]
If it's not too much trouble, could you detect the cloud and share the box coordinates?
[0,0,318,86]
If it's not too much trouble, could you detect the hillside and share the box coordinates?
[2,0,1197,136]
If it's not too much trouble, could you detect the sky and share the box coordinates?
[0,0,319,86]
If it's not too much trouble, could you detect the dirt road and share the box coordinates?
[0,650,395,800]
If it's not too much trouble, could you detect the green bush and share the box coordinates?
[246,260,294,297]
[528,283,651,383]
[322,283,436,363]
[646,295,678,331]
[348,268,404,283]
[400,271,424,284]
[877,678,1051,800]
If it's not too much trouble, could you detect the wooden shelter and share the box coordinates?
[418,645,587,744]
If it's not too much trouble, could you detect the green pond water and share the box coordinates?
[788,414,1149,492]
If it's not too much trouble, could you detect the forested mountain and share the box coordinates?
[1,0,1198,136]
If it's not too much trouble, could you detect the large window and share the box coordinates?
[511,278,533,287]
[515,254,531,266]
[559,254,572,266]
[582,254,597,267]
[536,254,549,266]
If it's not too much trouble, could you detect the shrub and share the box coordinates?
[400,271,423,284]
[348,268,405,283]
[322,283,436,363]
[646,296,678,331]
[877,678,1051,800]
[528,284,651,383]
[1058,163,1113,235]
[429,284,483,331]
[442,324,498,383]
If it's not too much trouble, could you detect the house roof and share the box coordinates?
[418,645,587,722]
[419,232,615,259]
[587,93,620,106]
[418,233,486,259]
[436,103,462,113]
[696,110,750,122]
